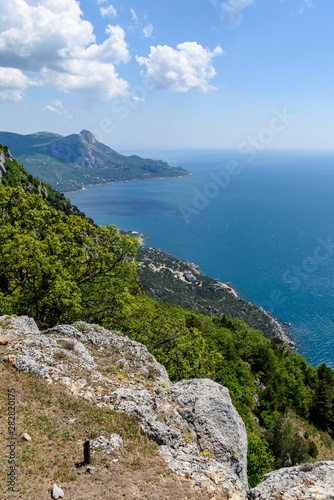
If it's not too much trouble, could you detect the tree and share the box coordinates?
[0,187,138,326]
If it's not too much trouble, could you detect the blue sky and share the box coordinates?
[0,0,333,150]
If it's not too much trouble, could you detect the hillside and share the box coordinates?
[1,144,334,496]
[0,130,191,192]
[135,245,292,342]
[0,144,90,220]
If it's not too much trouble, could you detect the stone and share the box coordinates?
[0,315,40,336]
[22,433,31,441]
[160,446,246,499]
[248,461,334,499]
[0,337,8,345]
[52,483,64,499]
[91,433,123,452]
[173,378,248,487]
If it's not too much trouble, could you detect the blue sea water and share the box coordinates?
[67,149,334,369]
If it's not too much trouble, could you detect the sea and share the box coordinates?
[67,149,334,369]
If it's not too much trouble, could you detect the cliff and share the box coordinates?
[1,316,333,499]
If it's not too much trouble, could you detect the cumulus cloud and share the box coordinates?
[0,0,130,102]
[0,67,33,102]
[210,0,254,26]
[100,4,117,18]
[136,42,223,93]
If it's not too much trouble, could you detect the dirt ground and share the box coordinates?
[0,362,214,500]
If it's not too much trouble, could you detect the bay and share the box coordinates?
[67,149,334,369]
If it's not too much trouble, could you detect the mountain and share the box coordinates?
[0,130,191,192]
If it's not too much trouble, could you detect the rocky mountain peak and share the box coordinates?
[79,129,96,145]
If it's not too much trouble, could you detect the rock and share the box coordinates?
[173,378,248,488]
[160,446,246,498]
[183,270,196,282]
[22,433,31,441]
[52,483,64,499]
[0,315,40,337]
[248,461,334,500]
[0,337,9,345]
[86,466,95,474]
[91,433,123,452]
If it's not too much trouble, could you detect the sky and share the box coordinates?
[0,0,333,150]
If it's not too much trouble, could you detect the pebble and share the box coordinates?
[22,433,32,441]
[52,483,64,499]
[0,337,9,345]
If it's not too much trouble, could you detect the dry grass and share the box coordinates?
[0,362,212,500]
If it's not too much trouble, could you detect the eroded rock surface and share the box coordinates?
[2,316,334,499]
[248,461,334,499]
[1,316,247,498]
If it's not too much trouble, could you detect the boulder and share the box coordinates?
[173,378,248,487]
[248,461,334,499]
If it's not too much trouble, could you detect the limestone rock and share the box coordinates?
[173,378,248,487]
[52,483,64,499]
[1,316,247,498]
[248,461,334,499]
[91,433,123,452]
[0,315,39,337]
[161,446,246,499]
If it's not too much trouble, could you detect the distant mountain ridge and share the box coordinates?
[0,130,190,192]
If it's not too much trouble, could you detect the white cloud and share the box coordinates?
[52,99,64,109]
[100,4,117,18]
[210,0,254,26]
[0,0,130,102]
[44,99,65,114]
[130,8,139,23]
[143,23,153,38]
[298,0,314,13]
[44,104,62,114]
[0,67,32,102]
[132,96,145,104]
[136,42,223,93]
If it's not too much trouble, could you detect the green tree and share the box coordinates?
[0,187,138,326]
[247,433,274,488]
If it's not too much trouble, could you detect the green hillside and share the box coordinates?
[0,130,191,192]
[0,144,333,488]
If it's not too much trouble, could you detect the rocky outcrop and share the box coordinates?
[1,316,247,498]
[0,146,12,177]
[248,461,334,499]
[1,315,333,499]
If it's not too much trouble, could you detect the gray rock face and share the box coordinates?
[0,315,39,336]
[1,316,246,498]
[248,461,334,499]
[174,378,248,487]
[0,147,12,178]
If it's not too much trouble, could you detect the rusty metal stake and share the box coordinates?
[84,440,91,465]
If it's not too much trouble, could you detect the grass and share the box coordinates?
[0,363,212,499]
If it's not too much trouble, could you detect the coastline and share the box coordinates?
[63,171,192,194]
